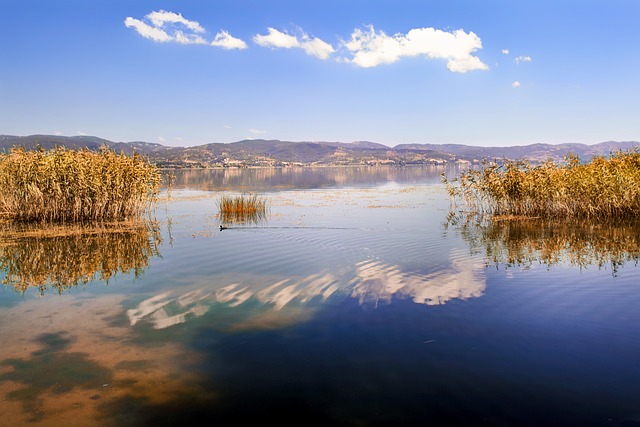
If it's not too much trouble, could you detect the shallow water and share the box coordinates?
[1,166,639,426]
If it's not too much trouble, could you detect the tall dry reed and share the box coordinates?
[443,149,640,219]
[217,193,268,225]
[0,146,161,222]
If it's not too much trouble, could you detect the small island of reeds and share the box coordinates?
[217,193,268,225]
[444,149,640,220]
[0,146,161,222]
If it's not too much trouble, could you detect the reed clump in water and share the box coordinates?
[0,146,161,222]
[443,149,640,220]
[217,193,268,225]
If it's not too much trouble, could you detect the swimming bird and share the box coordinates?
[220,225,227,230]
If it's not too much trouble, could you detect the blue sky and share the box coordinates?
[2,0,639,147]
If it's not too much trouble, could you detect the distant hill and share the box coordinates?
[394,141,640,164]
[0,134,638,168]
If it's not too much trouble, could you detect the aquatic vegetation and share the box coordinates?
[217,193,268,225]
[443,149,640,219]
[0,146,161,222]
[0,220,161,294]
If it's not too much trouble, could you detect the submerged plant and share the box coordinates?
[0,146,161,222]
[217,193,268,225]
[443,149,640,220]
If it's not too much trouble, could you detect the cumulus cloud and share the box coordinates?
[341,25,488,72]
[125,10,246,48]
[300,35,335,60]
[146,10,205,33]
[249,128,266,134]
[124,16,172,42]
[125,12,488,72]
[125,10,207,44]
[502,49,509,55]
[253,27,335,60]
[254,28,299,48]
[512,81,521,88]
[211,30,248,49]
[515,55,532,64]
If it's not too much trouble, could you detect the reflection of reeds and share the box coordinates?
[448,213,640,273]
[0,147,161,222]
[443,149,640,219]
[0,220,162,294]
[217,193,268,225]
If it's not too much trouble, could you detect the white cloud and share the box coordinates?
[211,30,248,49]
[77,131,88,136]
[157,136,166,143]
[300,35,335,60]
[515,55,532,64]
[176,31,208,45]
[54,131,63,136]
[125,10,246,48]
[253,27,335,60]
[254,28,300,48]
[124,13,489,71]
[502,49,509,55]
[512,81,521,88]
[146,10,205,33]
[249,128,266,134]
[124,17,172,42]
[342,25,488,73]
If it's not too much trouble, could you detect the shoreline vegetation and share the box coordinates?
[0,146,161,223]
[443,149,640,220]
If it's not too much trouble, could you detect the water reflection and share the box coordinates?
[448,214,640,273]
[349,253,486,306]
[165,165,449,191]
[0,220,161,294]
[126,249,486,330]
[128,289,211,329]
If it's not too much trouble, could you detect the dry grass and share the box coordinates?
[217,193,268,225]
[0,146,161,222]
[443,149,640,219]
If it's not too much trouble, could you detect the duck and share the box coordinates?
[220,225,227,231]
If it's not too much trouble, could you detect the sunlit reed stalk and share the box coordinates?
[443,149,640,220]
[217,193,268,224]
[0,146,161,222]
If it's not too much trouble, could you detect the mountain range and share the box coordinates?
[1,134,638,168]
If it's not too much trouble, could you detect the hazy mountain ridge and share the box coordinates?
[0,135,638,168]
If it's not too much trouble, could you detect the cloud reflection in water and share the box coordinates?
[127,250,486,330]
[350,251,486,306]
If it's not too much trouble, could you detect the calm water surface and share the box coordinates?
[1,166,639,427]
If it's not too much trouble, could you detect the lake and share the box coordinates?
[1,165,639,427]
